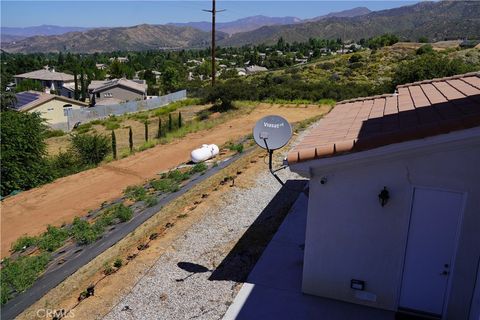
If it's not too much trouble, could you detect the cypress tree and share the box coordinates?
[144,120,149,141]
[111,130,117,160]
[157,117,162,139]
[73,72,79,100]
[178,112,182,128]
[168,113,173,131]
[129,127,133,153]
[80,71,85,102]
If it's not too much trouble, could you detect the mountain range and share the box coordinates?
[171,7,371,35]
[1,1,478,53]
[219,1,480,47]
[1,25,89,40]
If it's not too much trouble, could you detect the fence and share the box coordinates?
[58,90,187,131]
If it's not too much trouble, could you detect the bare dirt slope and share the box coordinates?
[1,104,328,257]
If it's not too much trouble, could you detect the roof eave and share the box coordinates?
[289,126,480,178]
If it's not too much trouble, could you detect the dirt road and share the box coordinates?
[1,104,328,257]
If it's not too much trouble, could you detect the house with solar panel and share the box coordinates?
[14,91,88,129]
[287,72,480,319]
[14,68,74,93]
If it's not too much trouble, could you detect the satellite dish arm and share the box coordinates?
[262,138,287,186]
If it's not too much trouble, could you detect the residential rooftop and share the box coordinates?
[90,78,147,94]
[14,91,88,112]
[14,69,74,82]
[287,72,480,164]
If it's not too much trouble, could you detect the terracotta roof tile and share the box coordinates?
[288,72,480,164]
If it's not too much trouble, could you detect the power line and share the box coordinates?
[203,0,225,86]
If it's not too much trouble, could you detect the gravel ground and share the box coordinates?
[103,123,317,320]
[103,169,300,320]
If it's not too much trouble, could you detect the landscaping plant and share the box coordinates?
[111,130,117,160]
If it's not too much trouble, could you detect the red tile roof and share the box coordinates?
[288,72,480,164]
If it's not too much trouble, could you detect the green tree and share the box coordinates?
[1,92,17,111]
[161,67,180,93]
[393,53,476,86]
[1,111,53,196]
[71,133,110,166]
[15,79,43,93]
[418,36,429,43]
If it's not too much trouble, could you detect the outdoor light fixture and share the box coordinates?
[378,187,390,207]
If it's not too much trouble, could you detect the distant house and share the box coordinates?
[109,57,129,63]
[96,63,107,70]
[245,65,268,74]
[89,78,147,105]
[14,91,87,126]
[236,68,247,76]
[287,72,480,319]
[14,68,74,93]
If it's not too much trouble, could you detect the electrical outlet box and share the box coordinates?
[351,279,365,291]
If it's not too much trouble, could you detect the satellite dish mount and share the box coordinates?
[253,115,292,186]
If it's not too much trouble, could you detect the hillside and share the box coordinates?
[1,25,88,38]
[219,1,480,47]
[172,7,370,35]
[172,15,301,35]
[2,24,227,53]
[303,7,371,22]
[3,1,479,53]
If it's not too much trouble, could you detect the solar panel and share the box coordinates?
[14,92,40,110]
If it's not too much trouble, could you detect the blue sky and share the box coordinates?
[2,1,421,28]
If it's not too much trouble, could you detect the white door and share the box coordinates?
[399,188,464,316]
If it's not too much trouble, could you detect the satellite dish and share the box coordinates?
[253,115,292,151]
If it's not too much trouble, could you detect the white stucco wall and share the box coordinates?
[290,128,480,319]
[26,99,84,124]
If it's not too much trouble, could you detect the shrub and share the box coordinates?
[228,143,244,154]
[70,217,101,245]
[75,123,93,134]
[349,54,362,63]
[112,204,133,222]
[103,262,115,275]
[71,133,110,166]
[138,140,156,151]
[44,129,65,139]
[150,179,180,193]
[49,150,84,178]
[145,195,158,207]
[197,109,211,120]
[1,253,50,301]
[37,225,69,252]
[416,44,434,55]
[189,163,208,174]
[393,53,477,86]
[113,258,123,268]
[166,169,190,182]
[124,185,147,201]
[11,235,38,253]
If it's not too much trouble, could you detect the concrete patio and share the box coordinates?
[223,189,396,320]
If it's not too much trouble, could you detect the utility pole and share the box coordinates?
[203,0,224,86]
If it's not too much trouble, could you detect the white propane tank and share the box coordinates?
[191,144,219,163]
